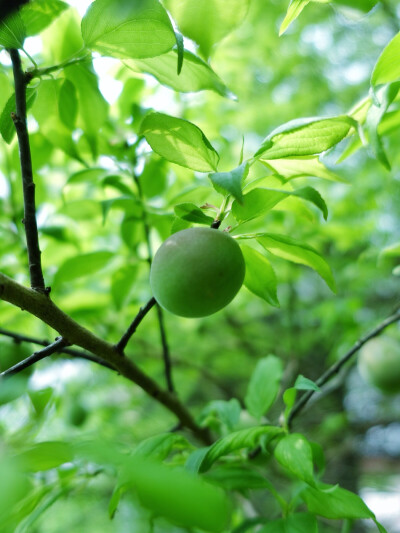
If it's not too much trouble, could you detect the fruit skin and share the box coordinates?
[150,227,245,318]
[358,336,400,394]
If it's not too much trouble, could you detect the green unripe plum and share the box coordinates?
[150,227,245,318]
[358,336,400,394]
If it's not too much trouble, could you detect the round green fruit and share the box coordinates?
[358,336,400,394]
[150,227,245,318]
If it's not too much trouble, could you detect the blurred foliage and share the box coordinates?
[0,0,399,532]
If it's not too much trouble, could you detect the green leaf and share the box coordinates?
[365,82,400,169]
[164,0,250,58]
[132,433,188,460]
[0,88,37,144]
[20,0,68,36]
[241,245,279,307]
[302,484,375,520]
[206,465,272,491]
[111,265,138,310]
[371,31,400,87]
[209,162,249,203]
[54,251,114,285]
[274,434,315,486]
[58,78,78,130]
[200,399,242,431]
[255,116,355,159]
[81,0,176,59]
[257,233,336,292]
[65,63,108,154]
[75,440,231,532]
[259,513,318,533]
[190,426,283,474]
[0,376,28,406]
[279,1,311,36]
[294,375,320,392]
[232,187,328,222]
[245,355,283,419]
[174,203,215,225]
[283,388,297,423]
[262,155,346,182]
[0,12,26,48]
[140,112,219,172]
[17,441,73,472]
[124,49,233,97]
[28,387,54,417]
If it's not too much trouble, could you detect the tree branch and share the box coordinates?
[116,297,156,353]
[288,307,400,427]
[0,327,115,370]
[9,48,46,293]
[134,172,175,393]
[0,272,211,444]
[1,336,69,377]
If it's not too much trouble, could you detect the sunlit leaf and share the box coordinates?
[0,12,26,48]
[54,251,114,285]
[82,0,176,59]
[255,116,355,159]
[125,49,233,97]
[262,156,346,182]
[20,0,68,36]
[164,0,250,58]
[371,31,400,87]
[140,112,219,171]
[280,0,311,36]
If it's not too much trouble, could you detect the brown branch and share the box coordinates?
[0,272,211,444]
[0,327,115,370]
[134,172,175,393]
[116,297,156,353]
[288,307,400,427]
[9,49,46,293]
[1,337,69,377]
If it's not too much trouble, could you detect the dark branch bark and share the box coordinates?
[288,307,400,427]
[1,336,69,377]
[9,49,46,293]
[0,272,211,444]
[134,172,175,393]
[116,297,156,353]
[0,327,115,370]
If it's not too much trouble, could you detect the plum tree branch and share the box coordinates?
[0,327,115,370]
[288,307,400,427]
[9,48,46,293]
[134,172,175,394]
[116,297,157,353]
[0,272,211,444]
[1,336,69,377]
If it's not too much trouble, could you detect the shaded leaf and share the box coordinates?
[209,162,249,203]
[294,375,320,392]
[257,233,336,292]
[17,441,73,472]
[302,484,375,520]
[0,12,25,48]
[232,187,328,222]
[245,355,283,419]
[20,0,68,36]
[174,203,214,225]
[0,88,37,144]
[259,513,318,533]
[58,78,78,130]
[241,245,279,307]
[54,251,114,285]
[274,434,315,486]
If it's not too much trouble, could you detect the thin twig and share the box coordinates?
[0,327,115,370]
[9,49,46,293]
[134,172,175,393]
[116,297,157,353]
[1,336,69,377]
[288,307,400,427]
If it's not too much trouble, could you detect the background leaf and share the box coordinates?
[245,355,283,419]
